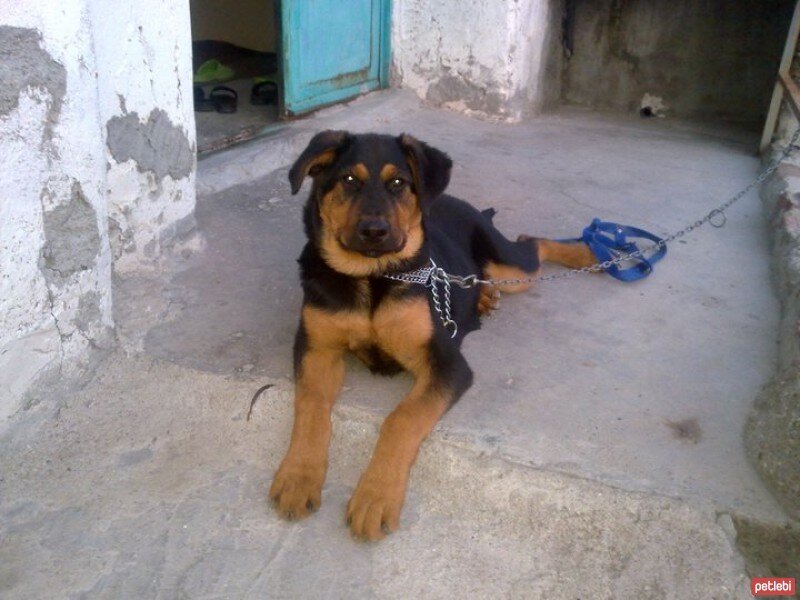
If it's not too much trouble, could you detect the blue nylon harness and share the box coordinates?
[562,218,667,282]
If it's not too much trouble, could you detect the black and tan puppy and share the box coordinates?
[269,130,595,540]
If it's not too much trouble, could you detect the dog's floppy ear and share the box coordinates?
[398,134,452,207]
[288,130,351,194]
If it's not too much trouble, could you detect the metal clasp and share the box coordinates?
[449,274,479,289]
[442,319,458,338]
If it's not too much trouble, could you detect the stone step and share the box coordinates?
[1,353,752,599]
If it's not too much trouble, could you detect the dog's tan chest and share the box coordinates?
[302,297,433,370]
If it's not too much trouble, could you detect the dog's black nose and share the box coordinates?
[357,219,390,243]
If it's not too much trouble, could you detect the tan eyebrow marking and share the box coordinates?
[380,164,401,181]
[352,163,369,180]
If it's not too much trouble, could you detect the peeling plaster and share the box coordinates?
[106,109,193,181]
[39,181,101,286]
[74,291,102,335]
[426,74,506,117]
[392,0,558,121]
[1,0,197,419]
[0,25,66,143]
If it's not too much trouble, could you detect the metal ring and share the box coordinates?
[708,209,727,228]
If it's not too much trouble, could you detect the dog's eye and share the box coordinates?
[341,174,360,188]
[387,177,406,193]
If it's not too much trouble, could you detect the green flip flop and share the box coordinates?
[194,59,235,84]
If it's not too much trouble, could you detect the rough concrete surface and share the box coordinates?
[391,0,559,120]
[745,153,800,521]
[562,0,793,121]
[746,376,800,521]
[161,91,784,520]
[733,514,800,585]
[39,181,101,285]
[106,108,194,181]
[89,0,198,275]
[0,6,116,421]
[3,90,791,597]
[0,25,66,135]
[1,354,751,599]
[1,0,197,417]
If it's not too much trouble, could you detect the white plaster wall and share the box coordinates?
[392,0,558,121]
[0,1,113,419]
[0,0,197,421]
[518,0,562,113]
[88,0,198,274]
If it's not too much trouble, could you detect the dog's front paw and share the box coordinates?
[478,286,501,315]
[269,462,325,521]
[346,477,404,541]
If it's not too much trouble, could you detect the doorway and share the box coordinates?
[189,0,391,154]
[190,0,280,153]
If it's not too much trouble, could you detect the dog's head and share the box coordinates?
[289,130,452,276]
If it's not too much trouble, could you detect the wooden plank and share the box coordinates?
[760,0,800,153]
[780,71,800,121]
[761,82,788,153]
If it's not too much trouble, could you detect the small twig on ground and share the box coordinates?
[246,383,274,421]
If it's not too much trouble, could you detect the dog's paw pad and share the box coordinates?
[346,482,402,542]
[269,465,323,521]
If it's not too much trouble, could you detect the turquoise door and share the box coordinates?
[281,0,390,116]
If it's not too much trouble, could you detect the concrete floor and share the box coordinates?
[195,78,279,154]
[1,90,786,598]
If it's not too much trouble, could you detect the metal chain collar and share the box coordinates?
[384,259,461,337]
[385,129,800,334]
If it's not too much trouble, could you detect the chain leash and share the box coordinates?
[385,129,800,332]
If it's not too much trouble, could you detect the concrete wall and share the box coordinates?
[392,0,793,122]
[561,0,793,121]
[747,107,800,519]
[90,1,198,274]
[391,0,562,121]
[190,0,277,52]
[0,0,196,421]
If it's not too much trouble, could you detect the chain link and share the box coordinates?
[386,260,461,336]
[385,129,800,330]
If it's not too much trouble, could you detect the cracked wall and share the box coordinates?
[0,0,196,421]
[90,0,198,274]
[392,0,561,122]
[0,26,66,142]
[0,14,112,420]
[40,182,101,286]
[561,0,793,121]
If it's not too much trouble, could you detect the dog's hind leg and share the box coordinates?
[519,235,597,270]
[478,236,596,300]
[469,208,597,300]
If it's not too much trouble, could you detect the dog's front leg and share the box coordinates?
[345,376,447,540]
[270,310,346,520]
[345,298,473,541]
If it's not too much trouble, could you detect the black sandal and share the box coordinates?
[193,86,215,112]
[210,85,238,114]
[250,80,277,106]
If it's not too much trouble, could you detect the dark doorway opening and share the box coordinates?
[190,0,281,153]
